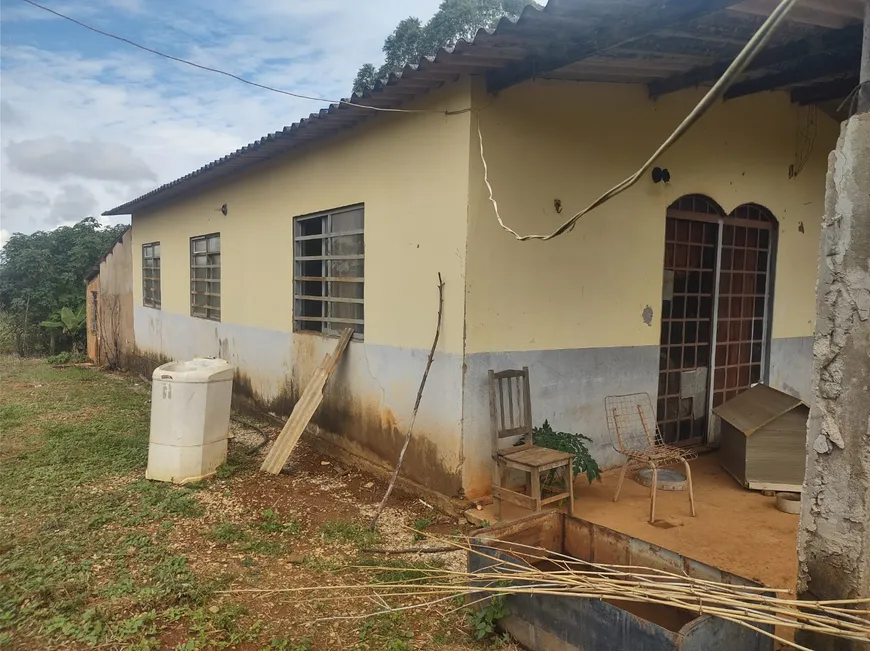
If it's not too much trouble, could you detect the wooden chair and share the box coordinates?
[605,393,697,524]
[489,367,575,520]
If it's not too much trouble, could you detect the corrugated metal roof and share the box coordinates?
[104,0,864,216]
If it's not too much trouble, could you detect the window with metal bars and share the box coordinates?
[142,242,161,309]
[293,205,364,338]
[190,233,220,321]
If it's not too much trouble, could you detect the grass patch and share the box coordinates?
[319,520,381,548]
[355,612,414,651]
[214,445,258,479]
[301,555,343,573]
[208,510,300,557]
[0,358,225,648]
[411,517,432,541]
[257,508,301,535]
[356,558,445,584]
[45,351,89,365]
[210,523,248,544]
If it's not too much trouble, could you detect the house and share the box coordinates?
[85,227,135,368]
[103,0,863,501]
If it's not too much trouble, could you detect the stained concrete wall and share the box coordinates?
[130,81,472,496]
[86,230,134,367]
[98,229,135,367]
[797,113,870,650]
[86,275,100,362]
[461,79,837,498]
[134,307,465,495]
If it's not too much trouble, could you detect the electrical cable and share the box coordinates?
[18,0,471,116]
[478,0,801,241]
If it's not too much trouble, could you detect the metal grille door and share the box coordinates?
[712,205,773,409]
[658,197,719,446]
[657,197,775,446]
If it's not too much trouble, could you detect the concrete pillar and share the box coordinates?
[797,111,870,650]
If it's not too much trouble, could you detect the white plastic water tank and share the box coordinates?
[146,358,234,483]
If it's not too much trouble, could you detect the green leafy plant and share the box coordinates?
[40,305,87,353]
[520,420,601,485]
[467,591,509,641]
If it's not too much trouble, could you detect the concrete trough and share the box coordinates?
[468,512,773,651]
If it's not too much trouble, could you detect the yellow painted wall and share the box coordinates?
[465,79,839,353]
[131,80,472,355]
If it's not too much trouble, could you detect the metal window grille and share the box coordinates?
[293,205,364,338]
[190,234,220,321]
[142,242,161,309]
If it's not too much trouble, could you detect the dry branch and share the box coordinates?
[361,546,459,555]
[369,273,444,530]
[219,531,870,650]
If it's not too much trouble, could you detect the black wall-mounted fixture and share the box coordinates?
[651,167,671,184]
[215,203,228,216]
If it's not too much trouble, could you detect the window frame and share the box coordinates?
[190,233,221,321]
[142,242,161,309]
[293,204,364,339]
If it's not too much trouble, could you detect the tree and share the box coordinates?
[352,0,535,95]
[40,305,87,353]
[0,217,127,355]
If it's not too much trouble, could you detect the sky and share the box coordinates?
[0,0,444,247]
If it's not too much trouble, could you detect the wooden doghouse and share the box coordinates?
[714,385,809,493]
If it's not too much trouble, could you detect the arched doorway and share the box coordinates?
[657,196,776,446]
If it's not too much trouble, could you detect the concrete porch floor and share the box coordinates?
[467,453,800,590]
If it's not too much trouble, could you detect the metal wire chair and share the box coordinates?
[605,393,697,523]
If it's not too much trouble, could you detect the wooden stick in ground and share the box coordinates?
[369,273,444,530]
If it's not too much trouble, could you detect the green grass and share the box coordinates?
[319,520,381,548]
[411,517,432,541]
[208,509,301,557]
[0,357,506,651]
[356,558,445,584]
[354,612,414,651]
[258,508,301,535]
[0,358,225,648]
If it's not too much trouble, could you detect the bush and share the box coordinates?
[46,351,89,365]
[0,310,42,356]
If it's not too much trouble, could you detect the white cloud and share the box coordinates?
[0,100,24,126]
[47,185,99,226]
[6,136,157,183]
[0,228,10,250]
[0,0,442,235]
[1,189,51,212]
